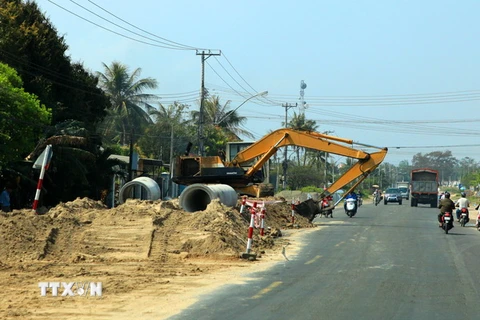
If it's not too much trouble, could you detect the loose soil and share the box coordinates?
[0,197,316,319]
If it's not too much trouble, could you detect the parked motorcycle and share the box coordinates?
[345,198,357,218]
[459,208,469,227]
[441,212,454,234]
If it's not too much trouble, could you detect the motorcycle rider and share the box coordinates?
[455,191,470,222]
[438,191,456,228]
[344,190,358,214]
[373,188,380,204]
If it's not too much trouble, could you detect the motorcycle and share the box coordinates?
[458,208,469,227]
[441,212,454,234]
[345,198,357,218]
[320,198,333,218]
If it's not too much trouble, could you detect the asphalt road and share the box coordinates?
[171,201,480,320]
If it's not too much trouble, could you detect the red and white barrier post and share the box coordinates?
[240,196,247,214]
[32,145,53,215]
[245,202,257,254]
[291,200,295,224]
[260,204,266,236]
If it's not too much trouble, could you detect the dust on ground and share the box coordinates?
[0,196,316,319]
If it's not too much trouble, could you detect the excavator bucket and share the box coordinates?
[294,199,320,222]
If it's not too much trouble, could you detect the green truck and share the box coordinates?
[410,168,439,207]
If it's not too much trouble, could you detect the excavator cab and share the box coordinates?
[225,141,265,183]
[173,141,267,189]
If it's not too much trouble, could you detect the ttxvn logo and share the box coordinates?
[38,282,102,297]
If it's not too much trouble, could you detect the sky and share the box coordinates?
[33,0,480,166]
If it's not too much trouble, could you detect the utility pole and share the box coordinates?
[282,103,297,189]
[169,123,174,198]
[196,49,221,156]
[322,130,334,187]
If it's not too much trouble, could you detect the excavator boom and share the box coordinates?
[173,128,388,198]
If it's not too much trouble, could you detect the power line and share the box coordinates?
[68,0,198,50]
[86,0,199,50]
[47,0,195,50]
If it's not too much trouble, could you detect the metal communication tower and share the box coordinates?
[299,80,307,115]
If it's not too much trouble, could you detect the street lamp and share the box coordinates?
[216,91,268,125]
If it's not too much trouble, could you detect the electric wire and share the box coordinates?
[86,0,199,50]
[47,0,194,50]
[68,0,199,50]
[205,62,272,108]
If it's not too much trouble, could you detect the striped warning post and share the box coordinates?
[260,205,266,236]
[245,202,257,254]
[291,200,295,224]
[239,196,247,214]
[32,145,52,215]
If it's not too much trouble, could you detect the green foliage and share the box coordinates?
[203,126,231,156]
[137,102,194,161]
[287,166,324,190]
[97,61,159,145]
[0,62,50,165]
[0,0,109,127]
[412,150,458,181]
[104,144,131,156]
[300,186,324,193]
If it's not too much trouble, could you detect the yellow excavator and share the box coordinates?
[172,128,388,217]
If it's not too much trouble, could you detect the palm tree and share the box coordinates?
[142,102,192,161]
[97,61,159,145]
[192,95,255,141]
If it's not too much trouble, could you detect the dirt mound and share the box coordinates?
[0,196,316,319]
[0,197,314,265]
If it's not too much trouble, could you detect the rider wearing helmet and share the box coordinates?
[344,190,358,213]
[438,191,456,228]
[455,191,470,222]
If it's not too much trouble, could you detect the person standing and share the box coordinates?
[0,185,12,212]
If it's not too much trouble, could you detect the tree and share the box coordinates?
[287,165,323,190]
[190,95,254,155]
[0,62,50,165]
[457,157,479,188]
[288,112,319,166]
[412,150,458,183]
[397,160,411,181]
[0,0,109,127]
[137,102,193,162]
[97,61,159,145]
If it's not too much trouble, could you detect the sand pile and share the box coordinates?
[0,196,314,265]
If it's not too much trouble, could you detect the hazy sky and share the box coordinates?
[35,0,480,165]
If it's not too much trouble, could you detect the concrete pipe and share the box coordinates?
[119,177,161,204]
[179,184,238,212]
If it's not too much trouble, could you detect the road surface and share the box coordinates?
[171,201,480,320]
